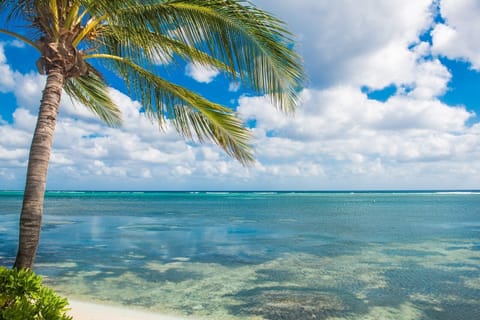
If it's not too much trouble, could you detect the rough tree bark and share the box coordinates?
[14,65,64,269]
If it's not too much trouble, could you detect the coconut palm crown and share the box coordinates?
[0,0,305,269]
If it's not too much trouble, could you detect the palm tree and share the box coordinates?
[0,0,304,269]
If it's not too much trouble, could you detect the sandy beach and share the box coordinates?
[68,300,192,320]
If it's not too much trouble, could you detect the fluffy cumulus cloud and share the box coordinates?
[2,0,480,190]
[253,0,433,89]
[0,43,16,92]
[431,0,480,69]
[185,62,219,83]
[238,84,480,189]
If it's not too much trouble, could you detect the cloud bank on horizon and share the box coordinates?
[1,0,480,190]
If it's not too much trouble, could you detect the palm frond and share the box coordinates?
[87,53,254,164]
[96,27,235,75]
[0,0,36,22]
[170,105,253,164]
[0,28,40,50]
[63,63,122,127]
[101,0,305,112]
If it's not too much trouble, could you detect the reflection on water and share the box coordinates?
[1,191,479,319]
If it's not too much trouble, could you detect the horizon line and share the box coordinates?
[2,189,480,193]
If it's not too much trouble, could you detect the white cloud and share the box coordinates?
[13,72,45,108]
[236,83,479,189]
[0,43,16,92]
[253,0,433,88]
[11,108,37,132]
[346,42,417,89]
[0,43,6,63]
[228,82,240,92]
[185,63,219,83]
[431,0,480,69]
[407,58,451,99]
[9,40,25,48]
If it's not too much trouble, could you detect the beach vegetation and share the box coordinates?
[0,0,305,269]
[0,266,72,320]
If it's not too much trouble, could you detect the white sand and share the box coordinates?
[68,300,192,320]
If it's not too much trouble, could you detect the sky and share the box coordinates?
[1,0,480,191]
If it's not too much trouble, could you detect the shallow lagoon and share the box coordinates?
[1,191,479,319]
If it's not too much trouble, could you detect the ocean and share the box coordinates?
[1,191,479,319]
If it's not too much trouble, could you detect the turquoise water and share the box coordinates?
[1,191,479,319]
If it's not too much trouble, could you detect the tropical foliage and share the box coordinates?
[0,0,305,269]
[0,267,72,320]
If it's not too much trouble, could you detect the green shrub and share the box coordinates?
[0,267,72,320]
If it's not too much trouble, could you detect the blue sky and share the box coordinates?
[1,0,480,191]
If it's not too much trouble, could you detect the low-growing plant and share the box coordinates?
[0,267,72,320]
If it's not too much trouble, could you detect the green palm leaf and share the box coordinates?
[63,64,122,127]
[96,0,305,111]
[88,53,253,163]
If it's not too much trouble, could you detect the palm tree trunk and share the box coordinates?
[14,66,64,269]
